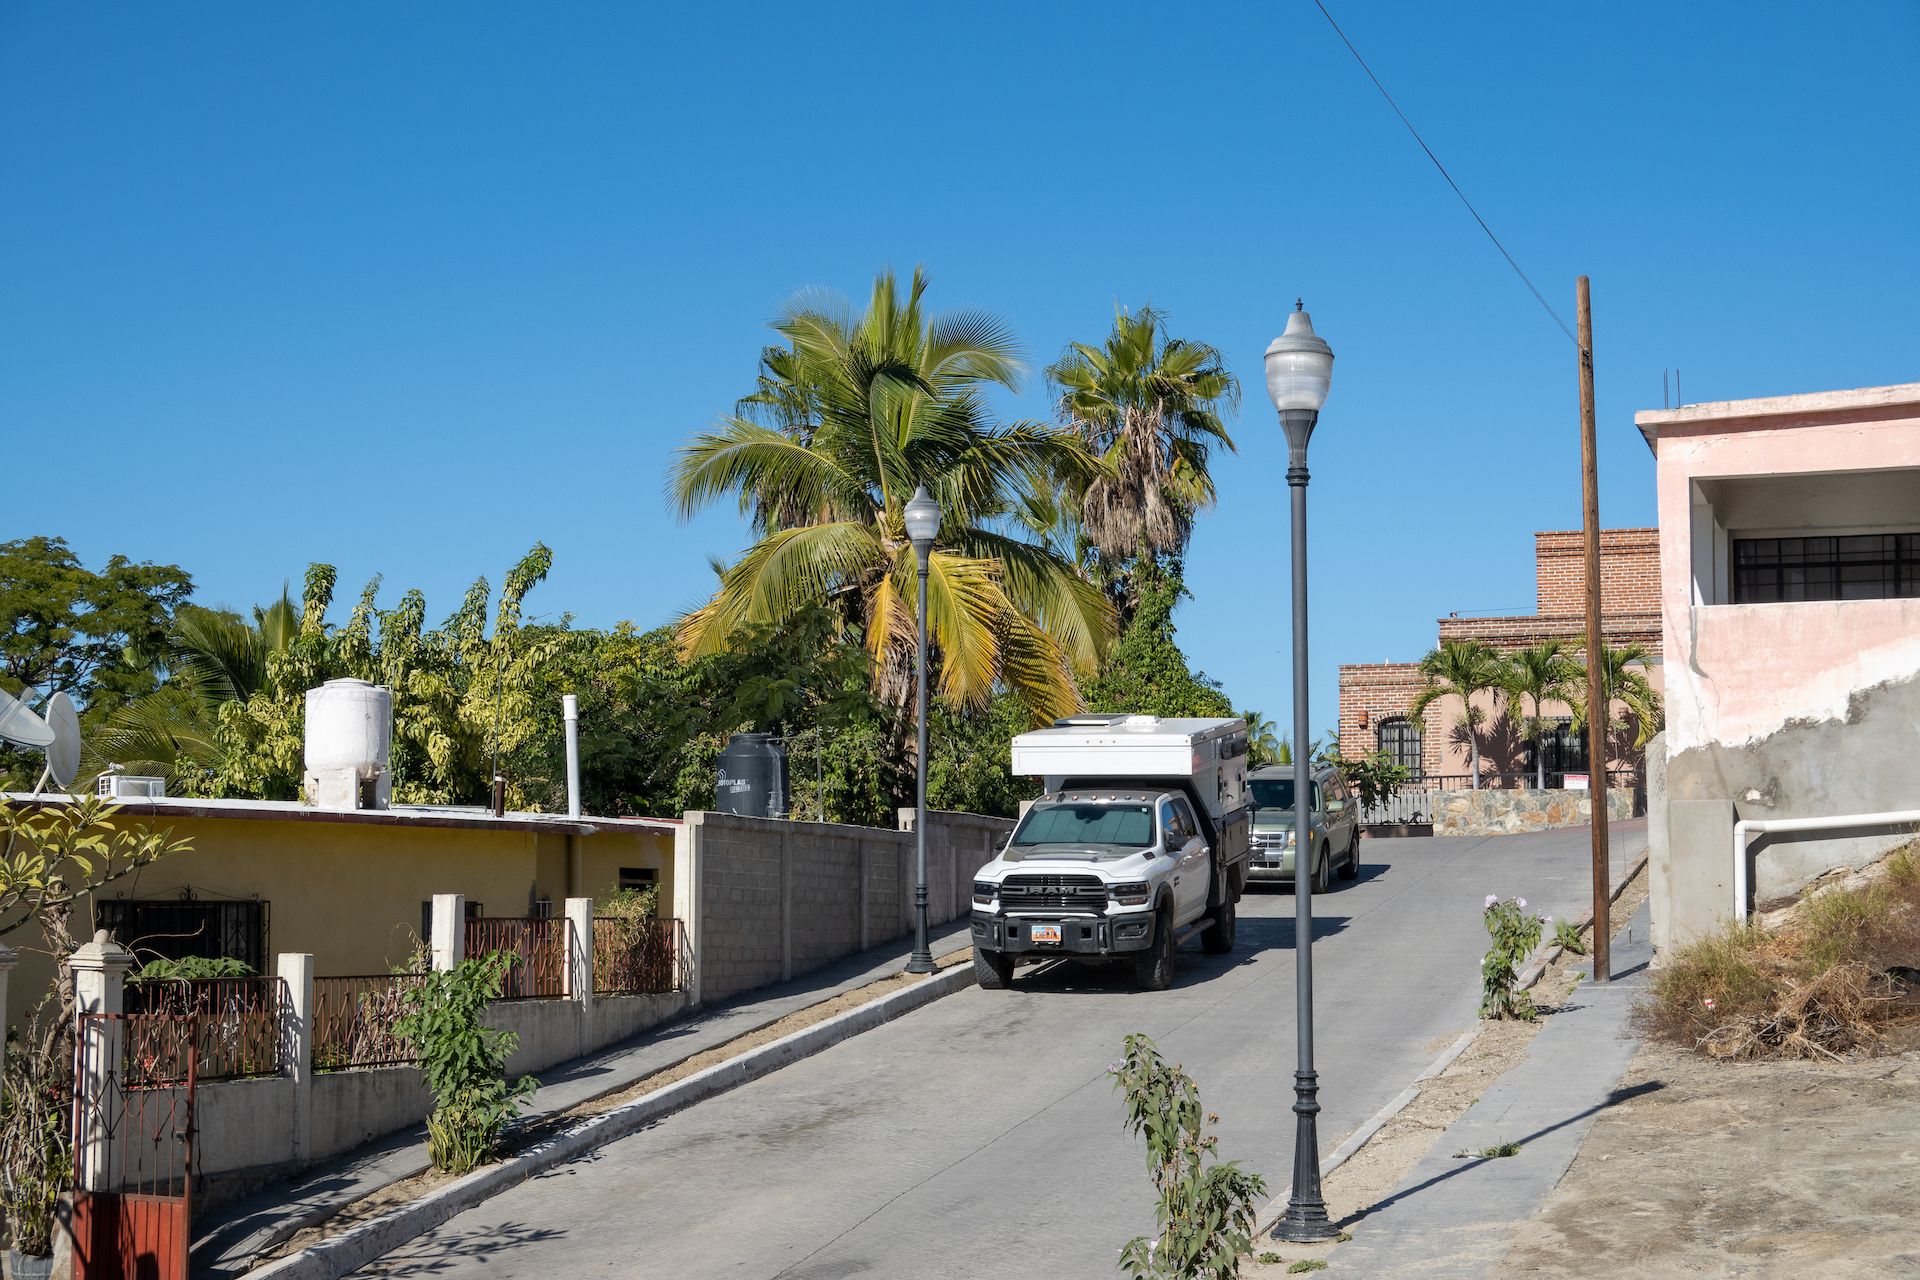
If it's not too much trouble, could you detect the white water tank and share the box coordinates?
[303,678,394,810]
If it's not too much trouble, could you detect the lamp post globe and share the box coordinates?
[1266,301,1339,1243]
[905,485,940,974]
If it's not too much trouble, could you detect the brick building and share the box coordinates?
[1337,529,1663,783]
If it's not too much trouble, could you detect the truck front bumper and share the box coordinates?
[970,911,1156,957]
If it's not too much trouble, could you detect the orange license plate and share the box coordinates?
[1031,924,1062,944]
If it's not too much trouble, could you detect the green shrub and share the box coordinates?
[133,955,254,980]
[395,953,539,1173]
[1480,896,1544,1020]
[1111,1033,1266,1279]
[1548,918,1588,956]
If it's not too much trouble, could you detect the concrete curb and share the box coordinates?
[1252,851,1649,1238]
[247,959,979,1279]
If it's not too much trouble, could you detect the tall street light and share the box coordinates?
[1265,300,1338,1243]
[903,485,941,975]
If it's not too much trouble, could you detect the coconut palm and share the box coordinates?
[1408,639,1508,789]
[1503,640,1582,790]
[1239,709,1282,767]
[672,268,1114,720]
[1046,308,1238,616]
[1570,642,1664,754]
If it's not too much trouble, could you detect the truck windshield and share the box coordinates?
[1250,779,1318,811]
[1011,803,1155,849]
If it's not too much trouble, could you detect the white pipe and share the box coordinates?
[1733,808,1920,921]
[563,694,582,819]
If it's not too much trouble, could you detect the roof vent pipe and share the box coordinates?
[563,694,582,818]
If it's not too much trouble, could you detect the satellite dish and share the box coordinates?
[0,687,54,751]
[43,691,81,790]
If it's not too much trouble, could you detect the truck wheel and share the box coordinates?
[1337,832,1360,881]
[973,948,1014,989]
[1201,892,1237,955]
[1312,845,1331,895]
[1134,906,1175,991]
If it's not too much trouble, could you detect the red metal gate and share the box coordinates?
[71,1013,196,1280]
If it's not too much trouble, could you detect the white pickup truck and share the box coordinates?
[968,715,1252,990]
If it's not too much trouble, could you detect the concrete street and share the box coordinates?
[353,822,1644,1279]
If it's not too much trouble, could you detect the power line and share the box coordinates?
[1310,0,1578,347]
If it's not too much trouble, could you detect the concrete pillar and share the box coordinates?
[563,897,594,1007]
[277,953,314,1164]
[431,893,465,972]
[673,815,703,1007]
[0,946,15,1082]
[69,932,135,1192]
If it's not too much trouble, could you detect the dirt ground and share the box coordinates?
[1496,1041,1920,1278]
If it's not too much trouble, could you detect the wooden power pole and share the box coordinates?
[1577,276,1611,983]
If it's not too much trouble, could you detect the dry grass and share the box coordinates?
[1642,844,1920,1061]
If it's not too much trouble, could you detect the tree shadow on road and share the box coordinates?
[355,1221,566,1276]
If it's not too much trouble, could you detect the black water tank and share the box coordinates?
[716,732,789,818]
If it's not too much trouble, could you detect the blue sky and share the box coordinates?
[4,2,1916,741]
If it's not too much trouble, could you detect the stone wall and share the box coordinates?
[674,809,1012,1004]
[1433,786,1638,837]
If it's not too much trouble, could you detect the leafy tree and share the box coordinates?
[671,267,1113,721]
[1503,640,1582,790]
[1334,751,1411,815]
[1409,639,1509,789]
[1081,574,1232,720]
[926,692,1043,819]
[1047,308,1238,624]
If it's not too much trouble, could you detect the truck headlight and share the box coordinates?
[1110,882,1150,907]
[972,881,995,905]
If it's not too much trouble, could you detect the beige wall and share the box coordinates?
[1,809,674,1027]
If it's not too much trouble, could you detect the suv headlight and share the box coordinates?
[1110,882,1151,907]
[972,881,995,905]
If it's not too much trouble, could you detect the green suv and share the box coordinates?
[1246,764,1360,893]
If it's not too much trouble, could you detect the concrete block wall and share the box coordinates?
[676,809,1014,1004]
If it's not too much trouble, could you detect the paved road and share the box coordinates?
[355,822,1644,1280]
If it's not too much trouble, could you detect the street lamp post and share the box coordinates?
[904,485,941,975]
[1265,300,1338,1243]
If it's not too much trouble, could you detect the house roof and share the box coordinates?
[0,791,680,836]
[1634,382,1920,452]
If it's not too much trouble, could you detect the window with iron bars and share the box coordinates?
[96,898,270,973]
[1733,533,1920,604]
[1376,718,1422,779]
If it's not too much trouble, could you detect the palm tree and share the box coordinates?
[1504,640,1582,790]
[1046,307,1238,618]
[1408,639,1508,789]
[1570,642,1664,760]
[1239,709,1282,768]
[88,588,301,784]
[672,268,1114,721]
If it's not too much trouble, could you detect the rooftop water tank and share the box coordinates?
[304,678,394,810]
[716,732,788,819]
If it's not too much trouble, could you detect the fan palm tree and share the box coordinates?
[1408,639,1508,789]
[1046,307,1238,617]
[672,268,1114,720]
[1504,640,1582,790]
[1570,642,1664,755]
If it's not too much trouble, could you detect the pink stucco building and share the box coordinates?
[1639,383,1920,950]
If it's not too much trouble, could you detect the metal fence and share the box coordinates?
[312,973,427,1069]
[464,916,570,999]
[123,977,286,1082]
[592,918,683,995]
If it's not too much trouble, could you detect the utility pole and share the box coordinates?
[1577,276,1611,984]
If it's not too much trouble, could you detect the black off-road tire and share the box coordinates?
[1201,891,1237,955]
[1134,906,1175,991]
[974,947,1014,989]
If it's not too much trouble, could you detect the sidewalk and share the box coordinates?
[1325,901,1655,1278]
[192,921,975,1279]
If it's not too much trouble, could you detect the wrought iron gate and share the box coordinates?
[71,1012,196,1280]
